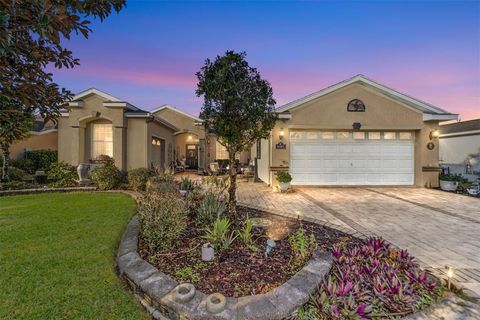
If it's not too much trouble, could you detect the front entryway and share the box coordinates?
[289,131,414,185]
[185,144,198,169]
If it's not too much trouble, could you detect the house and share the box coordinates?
[8,117,58,159]
[57,88,250,172]
[439,119,480,180]
[253,75,458,187]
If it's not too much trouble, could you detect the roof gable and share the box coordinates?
[277,75,457,121]
[68,88,139,111]
[151,104,202,122]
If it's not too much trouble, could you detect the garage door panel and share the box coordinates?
[290,134,414,186]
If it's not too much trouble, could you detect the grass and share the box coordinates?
[0,192,148,320]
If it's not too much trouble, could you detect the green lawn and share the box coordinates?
[0,192,148,320]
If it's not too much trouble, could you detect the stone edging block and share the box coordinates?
[116,215,333,320]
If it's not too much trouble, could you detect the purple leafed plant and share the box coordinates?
[314,237,441,319]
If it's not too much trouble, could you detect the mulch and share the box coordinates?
[138,205,362,297]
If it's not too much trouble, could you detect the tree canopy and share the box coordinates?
[196,50,277,214]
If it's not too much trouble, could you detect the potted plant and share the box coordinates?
[275,171,292,192]
[439,173,465,192]
[179,176,194,196]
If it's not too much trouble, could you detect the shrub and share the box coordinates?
[48,161,78,187]
[89,160,124,190]
[314,238,440,319]
[9,158,35,174]
[145,173,177,193]
[6,167,27,181]
[439,173,467,182]
[138,192,187,252]
[289,226,317,259]
[25,149,57,172]
[127,168,153,191]
[0,181,31,190]
[236,216,257,251]
[203,218,237,251]
[179,176,194,191]
[196,191,226,225]
[202,175,229,198]
[276,171,292,183]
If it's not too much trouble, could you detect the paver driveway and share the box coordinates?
[236,182,480,296]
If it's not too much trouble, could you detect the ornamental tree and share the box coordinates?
[196,51,277,215]
[0,0,125,177]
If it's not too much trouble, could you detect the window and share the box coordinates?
[337,132,350,140]
[91,123,113,159]
[353,132,365,140]
[215,141,229,160]
[322,132,334,140]
[347,99,365,112]
[290,132,302,140]
[306,132,318,140]
[368,132,381,140]
[256,140,261,159]
[399,132,412,140]
[384,132,396,140]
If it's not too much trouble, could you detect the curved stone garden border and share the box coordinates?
[116,216,333,320]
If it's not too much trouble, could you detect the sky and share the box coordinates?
[53,0,480,120]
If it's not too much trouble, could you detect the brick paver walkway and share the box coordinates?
[236,182,480,297]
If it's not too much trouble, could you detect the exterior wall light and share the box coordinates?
[188,135,192,140]
[352,122,362,130]
[429,129,440,140]
[279,128,284,140]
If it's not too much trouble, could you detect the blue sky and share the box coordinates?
[53,0,480,120]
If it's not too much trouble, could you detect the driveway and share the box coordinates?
[236,182,480,296]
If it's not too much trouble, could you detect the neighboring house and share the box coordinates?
[439,119,480,180]
[254,75,458,187]
[8,117,58,159]
[57,88,250,172]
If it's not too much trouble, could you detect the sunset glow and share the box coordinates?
[53,1,479,120]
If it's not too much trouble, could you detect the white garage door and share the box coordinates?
[290,131,414,185]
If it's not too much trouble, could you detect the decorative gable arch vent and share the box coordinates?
[347,99,365,112]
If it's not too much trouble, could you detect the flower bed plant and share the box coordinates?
[138,174,361,298]
[296,238,442,319]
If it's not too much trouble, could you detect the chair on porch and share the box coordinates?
[209,162,220,175]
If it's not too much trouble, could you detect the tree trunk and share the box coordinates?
[1,142,10,182]
[227,154,237,216]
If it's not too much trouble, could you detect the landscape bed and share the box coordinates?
[135,175,444,319]
[139,205,363,297]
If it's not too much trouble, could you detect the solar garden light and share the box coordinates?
[201,243,214,262]
[445,265,454,290]
[295,210,301,220]
[264,239,276,258]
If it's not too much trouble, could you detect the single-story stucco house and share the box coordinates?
[56,88,249,172]
[7,75,458,188]
[252,75,458,188]
[439,118,480,180]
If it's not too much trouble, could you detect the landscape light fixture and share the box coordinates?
[445,265,454,290]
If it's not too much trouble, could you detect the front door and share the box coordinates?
[186,144,198,169]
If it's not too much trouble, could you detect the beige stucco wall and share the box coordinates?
[58,94,127,169]
[439,134,480,164]
[8,132,58,159]
[265,83,440,187]
[125,118,148,169]
[153,108,205,138]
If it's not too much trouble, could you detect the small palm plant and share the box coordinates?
[203,218,237,251]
